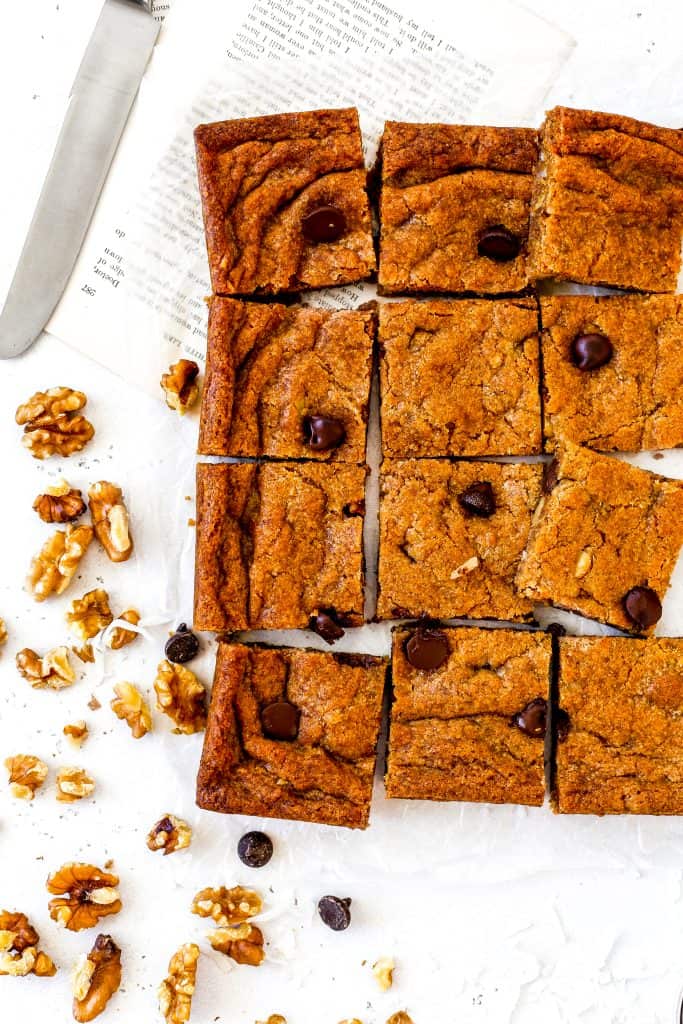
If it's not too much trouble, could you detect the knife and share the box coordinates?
[0,0,159,359]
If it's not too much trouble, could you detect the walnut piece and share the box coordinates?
[16,387,95,459]
[33,480,87,524]
[72,934,122,1022]
[110,682,152,739]
[73,643,95,664]
[47,863,121,932]
[27,524,93,601]
[0,910,57,977]
[5,755,48,800]
[256,1017,287,1024]
[107,609,140,650]
[208,923,264,966]
[64,721,89,747]
[161,360,200,416]
[386,1015,414,1024]
[158,943,200,1024]
[372,956,394,992]
[191,886,262,927]
[146,815,192,856]
[88,482,133,563]
[67,589,114,642]
[56,766,96,803]
[0,618,7,651]
[154,660,207,734]
[17,646,76,690]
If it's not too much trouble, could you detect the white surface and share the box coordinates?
[2,2,683,1023]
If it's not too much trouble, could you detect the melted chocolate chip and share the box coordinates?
[477,226,520,262]
[261,700,300,741]
[458,481,495,518]
[312,610,345,644]
[318,895,352,931]
[623,586,662,630]
[570,332,613,371]
[543,459,559,495]
[164,623,200,664]
[302,205,346,243]
[555,707,571,742]
[405,628,450,670]
[513,697,548,738]
[238,831,274,868]
[303,414,346,452]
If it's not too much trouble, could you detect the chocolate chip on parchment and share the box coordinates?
[477,225,520,262]
[623,586,662,630]
[165,623,200,664]
[261,700,300,741]
[570,332,613,371]
[302,205,347,243]
[303,414,346,452]
[238,831,274,868]
[405,628,450,671]
[458,481,495,518]
[513,697,548,738]
[312,610,345,644]
[318,895,352,931]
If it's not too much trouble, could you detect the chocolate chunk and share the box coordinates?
[458,480,495,518]
[303,414,346,452]
[302,205,347,243]
[312,610,345,644]
[570,332,613,371]
[261,700,300,741]
[317,895,352,931]
[238,831,274,868]
[513,697,547,738]
[164,623,200,664]
[477,225,520,262]
[555,707,571,742]
[622,586,662,630]
[405,628,449,670]
[545,622,566,638]
[543,459,559,494]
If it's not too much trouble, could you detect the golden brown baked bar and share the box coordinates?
[194,108,375,295]
[196,643,387,828]
[529,106,683,292]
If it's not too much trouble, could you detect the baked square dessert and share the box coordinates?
[540,294,683,453]
[197,643,387,828]
[379,297,542,457]
[516,443,683,634]
[386,626,550,806]
[377,460,543,621]
[195,108,375,295]
[529,106,683,292]
[198,298,375,461]
[555,636,683,814]
[377,122,538,294]
[194,462,366,632]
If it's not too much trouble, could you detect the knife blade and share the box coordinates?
[0,0,159,359]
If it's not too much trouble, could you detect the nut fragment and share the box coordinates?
[56,766,96,803]
[0,911,57,977]
[16,388,94,459]
[450,555,480,581]
[72,934,122,1022]
[111,682,152,739]
[208,924,264,966]
[0,618,7,651]
[161,360,200,415]
[73,644,95,664]
[5,755,48,800]
[17,646,76,690]
[386,1016,414,1024]
[574,549,593,578]
[154,660,207,734]
[88,482,133,563]
[67,589,113,641]
[191,886,262,927]
[147,815,192,856]
[107,609,140,650]
[33,481,87,523]
[64,721,89,747]
[158,943,200,1024]
[372,956,394,992]
[256,1018,287,1024]
[47,863,121,932]
[27,524,94,601]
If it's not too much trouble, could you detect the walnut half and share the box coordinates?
[158,943,200,1024]
[111,683,152,739]
[56,766,96,803]
[5,754,48,800]
[88,482,133,563]
[17,646,76,690]
[33,480,87,523]
[72,934,122,1022]
[191,886,262,927]
[161,360,200,415]
[27,524,94,601]
[154,660,207,734]
[47,863,121,931]
[16,387,94,460]
[0,910,57,977]
[146,815,192,856]
[67,589,113,642]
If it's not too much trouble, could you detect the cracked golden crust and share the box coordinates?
[379,298,541,457]
[377,460,542,621]
[194,462,366,631]
[195,107,375,295]
[528,106,683,292]
[199,298,374,460]
[540,295,683,452]
[378,122,538,295]
[196,643,387,828]
[516,443,683,633]
[556,636,683,814]
[386,627,550,805]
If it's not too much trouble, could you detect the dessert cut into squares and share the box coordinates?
[196,642,387,828]
[386,626,551,806]
[377,121,538,295]
[195,107,376,295]
[379,297,542,457]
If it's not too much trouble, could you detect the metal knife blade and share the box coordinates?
[0,0,159,359]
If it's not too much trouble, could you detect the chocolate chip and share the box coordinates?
[477,225,520,262]
[543,459,559,494]
[623,586,662,630]
[405,627,450,670]
[261,700,300,741]
[303,414,346,452]
[570,332,613,371]
[302,205,346,243]
[555,707,571,742]
[545,622,566,638]
[513,698,547,738]
[318,895,351,931]
[237,831,273,868]
[458,481,495,518]
[312,610,345,644]
[164,623,200,664]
